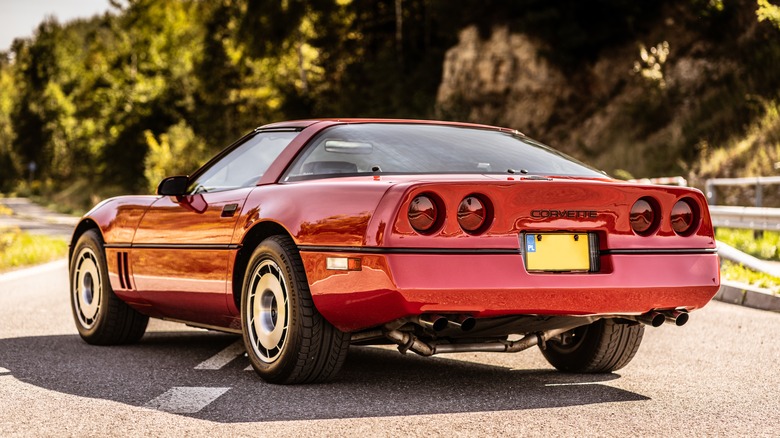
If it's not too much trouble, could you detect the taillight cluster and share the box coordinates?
[629,197,699,236]
[408,193,492,235]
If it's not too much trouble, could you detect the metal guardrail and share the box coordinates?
[717,240,780,278]
[708,206,780,231]
[705,176,780,207]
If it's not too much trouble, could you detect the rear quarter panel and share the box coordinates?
[234,180,397,246]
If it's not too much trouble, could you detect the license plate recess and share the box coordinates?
[523,233,592,272]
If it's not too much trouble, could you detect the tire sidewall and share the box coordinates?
[241,238,304,382]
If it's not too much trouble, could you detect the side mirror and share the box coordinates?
[156,175,189,196]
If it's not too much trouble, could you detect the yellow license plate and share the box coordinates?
[524,233,590,272]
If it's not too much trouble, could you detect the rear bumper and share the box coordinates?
[300,250,720,332]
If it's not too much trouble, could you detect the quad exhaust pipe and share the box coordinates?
[380,309,691,358]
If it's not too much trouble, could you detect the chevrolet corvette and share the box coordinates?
[69,119,720,384]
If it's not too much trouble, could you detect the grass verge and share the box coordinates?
[716,228,780,261]
[0,228,68,273]
[720,259,780,293]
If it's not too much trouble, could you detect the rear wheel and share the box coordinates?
[70,229,148,345]
[241,235,350,384]
[541,318,644,373]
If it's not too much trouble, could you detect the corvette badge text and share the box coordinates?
[530,210,599,219]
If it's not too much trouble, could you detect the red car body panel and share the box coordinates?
[73,119,720,334]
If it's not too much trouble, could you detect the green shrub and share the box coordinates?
[144,121,210,193]
[716,227,780,261]
[0,228,68,272]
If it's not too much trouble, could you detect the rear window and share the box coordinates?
[283,124,604,181]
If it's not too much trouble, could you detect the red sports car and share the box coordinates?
[69,119,720,384]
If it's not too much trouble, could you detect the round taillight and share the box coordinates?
[671,199,697,235]
[630,198,657,235]
[458,195,487,233]
[408,195,439,233]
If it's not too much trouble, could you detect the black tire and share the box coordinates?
[241,235,350,384]
[541,318,644,373]
[69,229,148,345]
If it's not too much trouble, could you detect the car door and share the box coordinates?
[129,130,298,327]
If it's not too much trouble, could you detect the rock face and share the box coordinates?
[434,21,748,179]
[436,26,570,136]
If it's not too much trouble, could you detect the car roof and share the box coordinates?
[257,118,523,135]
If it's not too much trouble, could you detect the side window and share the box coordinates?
[189,131,296,193]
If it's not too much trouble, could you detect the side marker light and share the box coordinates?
[326,257,362,271]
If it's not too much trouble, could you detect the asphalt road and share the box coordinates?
[1,261,778,437]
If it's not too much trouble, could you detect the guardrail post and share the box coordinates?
[705,179,715,205]
[755,178,764,239]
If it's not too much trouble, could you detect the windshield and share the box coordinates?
[283,124,604,181]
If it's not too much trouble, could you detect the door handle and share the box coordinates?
[221,203,239,218]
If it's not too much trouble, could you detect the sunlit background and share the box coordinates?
[0,0,779,211]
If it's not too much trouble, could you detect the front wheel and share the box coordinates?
[541,318,644,373]
[70,229,148,345]
[241,235,350,384]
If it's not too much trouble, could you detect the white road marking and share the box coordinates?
[144,387,230,414]
[0,367,10,374]
[0,259,67,283]
[245,365,253,371]
[194,340,245,370]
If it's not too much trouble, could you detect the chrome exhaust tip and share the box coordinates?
[457,315,476,332]
[417,314,448,332]
[447,315,476,332]
[662,310,689,326]
[636,311,665,327]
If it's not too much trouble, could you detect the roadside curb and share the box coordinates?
[714,280,780,312]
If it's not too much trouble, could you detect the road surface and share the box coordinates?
[0,261,778,437]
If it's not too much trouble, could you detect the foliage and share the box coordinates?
[633,41,670,90]
[144,121,210,192]
[693,100,780,193]
[716,227,780,261]
[0,55,20,190]
[0,228,68,272]
[0,0,779,204]
[721,260,780,292]
[757,0,780,28]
